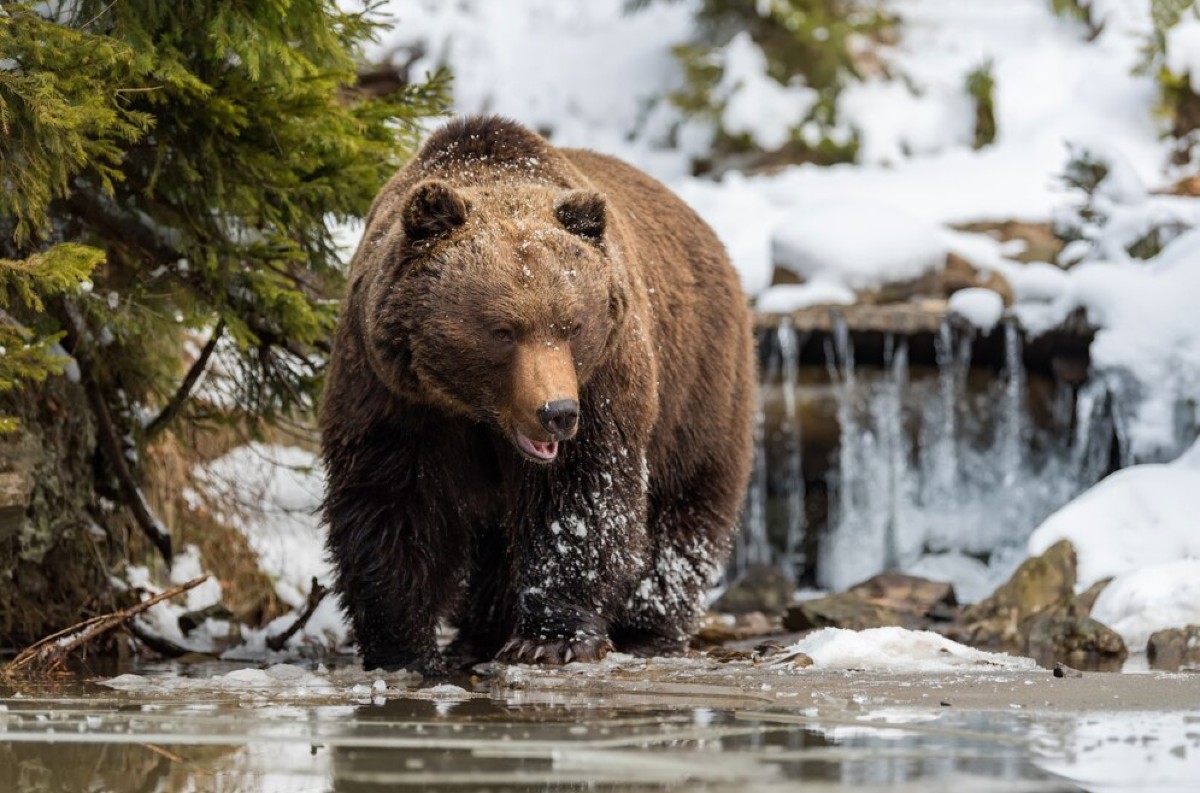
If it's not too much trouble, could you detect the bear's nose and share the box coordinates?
[537,399,580,440]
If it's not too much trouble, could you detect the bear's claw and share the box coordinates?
[497,635,613,665]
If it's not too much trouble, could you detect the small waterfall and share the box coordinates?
[777,317,805,579]
[743,312,1129,603]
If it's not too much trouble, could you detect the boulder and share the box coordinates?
[712,563,793,616]
[1147,625,1200,670]
[950,541,1131,668]
[941,252,1014,306]
[846,572,958,622]
[1025,614,1127,670]
[784,593,902,632]
[954,540,1077,648]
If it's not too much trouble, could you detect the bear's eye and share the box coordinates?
[491,327,515,344]
[569,322,583,339]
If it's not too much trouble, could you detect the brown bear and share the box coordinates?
[321,116,755,673]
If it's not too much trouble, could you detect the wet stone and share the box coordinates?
[1147,625,1200,670]
[952,540,1078,648]
[710,563,794,616]
[783,593,903,632]
[846,572,959,623]
[1026,614,1127,670]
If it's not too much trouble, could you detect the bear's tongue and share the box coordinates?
[516,431,558,462]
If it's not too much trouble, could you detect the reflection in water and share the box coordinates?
[0,688,1093,792]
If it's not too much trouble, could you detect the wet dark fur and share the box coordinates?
[322,116,755,673]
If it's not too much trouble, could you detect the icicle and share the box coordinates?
[744,328,776,568]
[999,319,1027,487]
[776,316,805,580]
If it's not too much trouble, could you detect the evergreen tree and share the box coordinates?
[0,0,447,634]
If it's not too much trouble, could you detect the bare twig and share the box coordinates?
[144,318,226,439]
[2,576,209,679]
[267,577,330,652]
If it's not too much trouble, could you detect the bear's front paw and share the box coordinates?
[496,634,614,665]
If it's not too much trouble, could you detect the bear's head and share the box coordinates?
[364,178,629,464]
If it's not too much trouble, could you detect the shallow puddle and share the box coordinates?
[1,658,1197,792]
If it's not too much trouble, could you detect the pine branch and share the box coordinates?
[143,318,226,439]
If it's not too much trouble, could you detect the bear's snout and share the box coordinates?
[509,342,579,462]
[537,399,579,441]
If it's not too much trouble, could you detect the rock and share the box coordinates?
[784,593,903,632]
[770,650,814,669]
[1053,662,1083,678]
[846,572,958,623]
[695,610,779,646]
[855,270,943,305]
[178,603,235,636]
[952,221,1063,265]
[706,646,754,663]
[1026,614,1127,668]
[1147,625,1200,670]
[712,563,793,616]
[950,541,1131,669]
[1071,577,1113,618]
[941,253,1014,307]
[954,540,1077,648]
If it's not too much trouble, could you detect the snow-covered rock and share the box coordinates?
[755,280,857,314]
[948,287,1005,333]
[772,201,946,291]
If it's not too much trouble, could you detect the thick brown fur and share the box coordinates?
[321,116,755,673]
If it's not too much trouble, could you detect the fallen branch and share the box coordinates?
[1,576,208,679]
[267,577,330,652]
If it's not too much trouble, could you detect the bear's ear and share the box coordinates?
[402,180,468,244]
[554,190,606,245]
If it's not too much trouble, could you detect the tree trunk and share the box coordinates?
[0,375,121,650]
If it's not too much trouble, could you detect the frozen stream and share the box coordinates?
[3,657,1198,792]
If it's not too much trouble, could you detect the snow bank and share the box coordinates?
[789,627,1036,673]
[673,175,782,295]
[194,443,330,609]
[715,32,817,152]
[1027,439,1200,589]
[1090,560,1200,651]
[192,443,349,654]
[772,201,946,291]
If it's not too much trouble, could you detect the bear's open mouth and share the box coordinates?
[514,429,559,463]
